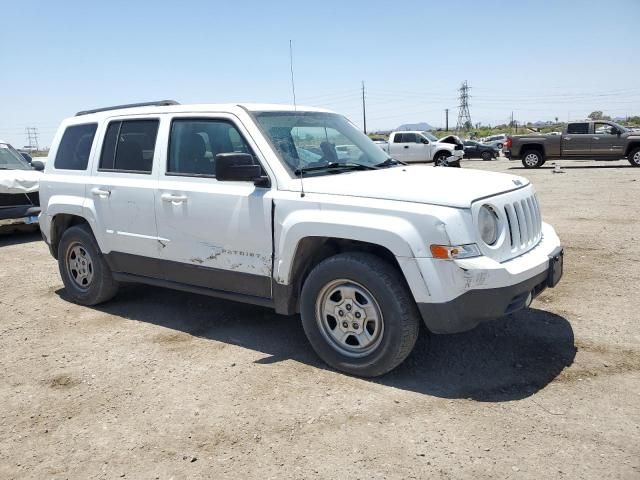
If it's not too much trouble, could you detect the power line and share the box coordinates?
[25,127,39,150]
[456,80,472,133]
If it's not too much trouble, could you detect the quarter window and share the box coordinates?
[54,124,97,170]
[168,119,253,176]
[567,123,589,134]
[99,119,159,173]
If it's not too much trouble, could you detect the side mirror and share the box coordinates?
[31,160,45,171]
[215,153,270,187]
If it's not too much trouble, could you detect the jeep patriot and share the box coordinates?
[39,100,564,376]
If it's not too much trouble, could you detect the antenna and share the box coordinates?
[289,40,297,110]
[299,168,305,198]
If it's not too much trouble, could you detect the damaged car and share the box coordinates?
[0,140,43,227]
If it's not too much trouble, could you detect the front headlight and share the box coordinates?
[478,205,499,245]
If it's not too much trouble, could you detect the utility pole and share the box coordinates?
[25,127,39,151]
[361,81,367,135]
[455,81,472,133]
[445,108,449,131]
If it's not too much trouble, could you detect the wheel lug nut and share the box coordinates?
[342,321,349,329]
[338,310,344,317]
[346,304,352,311]
[355,312,361,319]
[352,323,359,329]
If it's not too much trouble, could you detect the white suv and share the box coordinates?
[39,101,564,377]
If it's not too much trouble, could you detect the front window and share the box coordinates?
[0,143,33,171]
[254,111,389,176]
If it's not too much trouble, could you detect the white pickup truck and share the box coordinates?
[379,131,464,166]
[39,101,563,377]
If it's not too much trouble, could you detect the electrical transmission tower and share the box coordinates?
[455,81,472,133]
[25,127,39,151]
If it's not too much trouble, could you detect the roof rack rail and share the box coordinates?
[75,100,180,116]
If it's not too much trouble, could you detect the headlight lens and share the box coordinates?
[478,205,499,245]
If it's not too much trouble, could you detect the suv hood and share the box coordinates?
[294,165,529,208]
[0,169,41,194]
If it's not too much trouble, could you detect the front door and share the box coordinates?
[390,132,426,162]
[592,122,625,157]
[88,117,163,276]
[562,122,592,156]
[154,115,273,299]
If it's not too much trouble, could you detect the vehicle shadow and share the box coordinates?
[60,284,575,402]
[0,226,41,246]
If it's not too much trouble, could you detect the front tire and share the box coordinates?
[628,147,640,167]
[521,150,544,168]
[481,151,493,161]
[433,151,450,167]
[58,224,119,305]
[300,253,420,377]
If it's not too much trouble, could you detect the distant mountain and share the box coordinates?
[396,122,434,131]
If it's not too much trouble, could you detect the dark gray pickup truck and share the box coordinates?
[504,120,640,168]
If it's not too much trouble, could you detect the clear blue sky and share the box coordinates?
[1,0,638,148]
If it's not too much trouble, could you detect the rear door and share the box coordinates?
[562,122,591,156]
[591,122,624,156]
[88,117,162,276]
[153,114,273,299]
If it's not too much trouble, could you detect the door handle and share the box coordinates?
[404,145,409,149]
[91,187,111,197]
[564,137,571,140]
[592,137,599,140]
[161,193,188,203]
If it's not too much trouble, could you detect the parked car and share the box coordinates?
[483,134,508,149]
[462,140,499,161]
[40,100,563,377]
[379,131,464,167]
[0,140,43,227]
[504,120,640,168]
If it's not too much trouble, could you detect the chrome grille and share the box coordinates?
[504,194,542,252]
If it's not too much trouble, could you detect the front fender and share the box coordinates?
[274,207,425,285]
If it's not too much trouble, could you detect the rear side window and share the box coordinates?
[392,133,404,143]
[54,124,97,170]
[567,123,589,134]
[99,119,159,173]
[167,119,253,176]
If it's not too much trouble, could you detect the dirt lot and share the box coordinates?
[1,159,639,479]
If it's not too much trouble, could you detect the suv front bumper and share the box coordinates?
[412,223,563,334]
[0,205,41,226]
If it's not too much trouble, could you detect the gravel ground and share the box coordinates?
[0,158,638,479]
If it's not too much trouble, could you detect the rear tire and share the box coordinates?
[628,147,640,167]
[521,150,544,168]
[300,253,420,377]
[481,151,493,161]
[58,224,119,306]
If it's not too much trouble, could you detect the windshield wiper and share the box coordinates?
[294,162,378,176]
[375,157,405,168]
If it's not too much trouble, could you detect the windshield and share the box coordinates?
[422,132,438,142]
[611,122,628,133]
[0,144,32,170]
[254,111,390,176]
